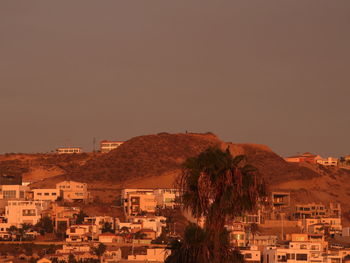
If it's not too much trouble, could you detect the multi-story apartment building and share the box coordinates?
[5,200,49,226]
[100,141,124,153]
[56,147,82,154]
[122,189,157,216]
[56,181,89,202]
[293,203,327,219]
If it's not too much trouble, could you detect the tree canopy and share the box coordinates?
[167,147,266,263]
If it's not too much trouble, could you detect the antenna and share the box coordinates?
[93,137,96,152]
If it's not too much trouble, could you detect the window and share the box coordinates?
[20,191,24,198]
[245,253,252,259]
[37,193,42,196]
[296,254,307,261]
[52,193,57,196]
[287,254,295,260]
[311,245,319,250]
[22,209,36,216]
[44,193,49,196]
[3,190,16,199]
[300,244,307,249]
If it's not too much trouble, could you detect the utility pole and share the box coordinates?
[93,137,96,152]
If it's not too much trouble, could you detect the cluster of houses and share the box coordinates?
[1,171,350,262]
[284,152,350,167]
[56,140,125,154]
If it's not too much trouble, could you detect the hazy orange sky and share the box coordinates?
[1,1,349,156]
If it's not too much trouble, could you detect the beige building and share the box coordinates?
[0,185,30,200]
[100,140,124,153]
[56,147,82,154]
[5,200,49,226]
[33,189,61,201]
[315,156,338,166]
[122,189,157,216]
[56,181,89,202]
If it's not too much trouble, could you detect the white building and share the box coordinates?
[241,246,261,263]
[315,157,338,167]
[33,189,60,201]
[56,181,89,202]
[154,189,180,209]
[56,147,82,154]
[129,216,166,237]
[100,141,124,153]
[5,200,49,226]
[66,225,92,242]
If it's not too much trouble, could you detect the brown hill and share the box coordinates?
[8,133,350,225]
[65,132,222,184]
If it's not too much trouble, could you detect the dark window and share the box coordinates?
[296,254,308,261]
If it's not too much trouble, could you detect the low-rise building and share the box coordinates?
[66,225,92,242]
[33,189,60,201]
[98,233,122,243]
[127,248,170,262]
[0,185,30,200]
[101,247,122,263]
[241,246,261,263]
[100,140,124,153]
[56,180,89,202]
[315,157,338,166]
[56,147,82,154]
[5,200,49,226]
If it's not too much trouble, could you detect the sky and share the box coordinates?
[1,1,349,157]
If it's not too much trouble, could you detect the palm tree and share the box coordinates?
[171,147,266,263]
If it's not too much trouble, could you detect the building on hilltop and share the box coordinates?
[56,147,82,154]
[284,152,320,164]
[100,140,124,153]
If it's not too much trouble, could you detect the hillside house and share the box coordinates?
[127,248,170,262]
[56,180,89,202]
[56,147,82,154]
[50,203,80,231]
[33,189,60,201]
[0,185,30,200]
[129,216,166,237]
[98,233,123,243]
[315,156,338,166]
[284,153,320,164]
[293,203,327,219]
[100,140,124,153]
[240,246,261,263]
[66,224,93,242]
[101,247,122,263]
[122,189,157,216]
[5,200,49,226]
